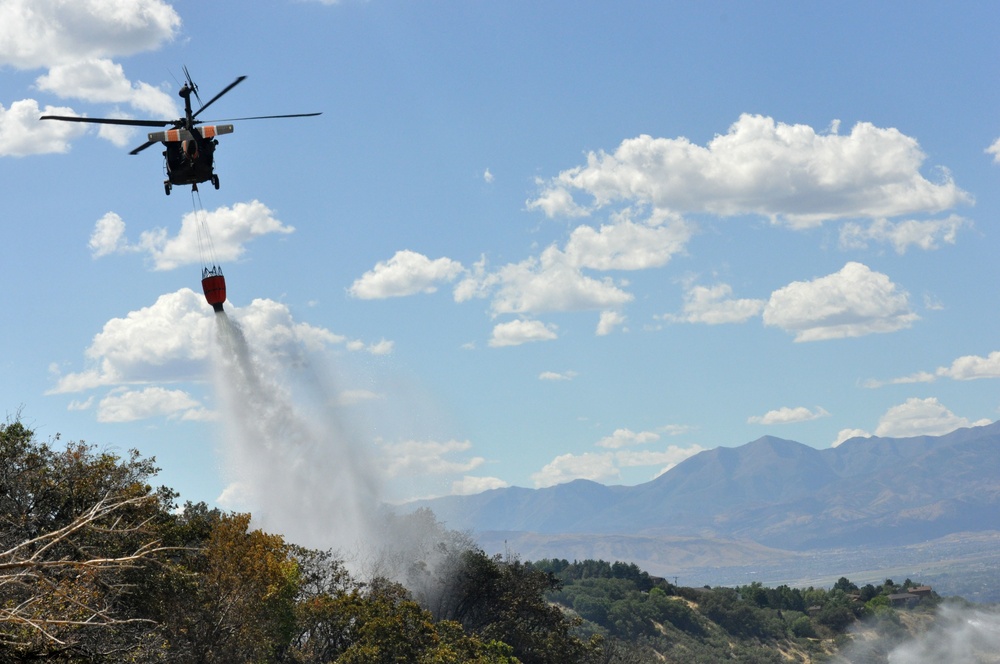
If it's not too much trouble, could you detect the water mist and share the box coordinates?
[211,310,382,554]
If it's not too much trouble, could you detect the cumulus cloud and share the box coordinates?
[49,290,384,399]
[488,319,558,347]
[618,445,706,476]
[458,247,633,316]
[763,262,917,341]
[50,289,216,393]
[0,1,181,150]
[0,0,180,70]
[873,397,990,438]
[748,406,830,425]
[870,350,1000,388]
[531,443,706,487]
[97,386,209,423]
[531,452,620,488]
[987,138,1000,164]
[596,428,660,449]
[90,200,294,270]
[832,428,870,447]
[452,475,509,495]
[37,58,178,119]
[562,215,693,270]
[527,114,971,227]
[0,100,87,156]
[378,439,484,478]
[839,214,969,254]
[596,310,626,336]
[666,282,765,325]
[88,212,130,257]
[539,370,577,381]
[348,250,464,299]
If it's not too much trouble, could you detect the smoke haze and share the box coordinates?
[887,603,1000,663]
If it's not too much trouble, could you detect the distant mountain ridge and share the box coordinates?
[407,422,1000,552]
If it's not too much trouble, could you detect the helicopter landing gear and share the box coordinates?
[164,181,172,196]
[211,174,220,190]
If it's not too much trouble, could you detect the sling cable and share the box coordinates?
[191,184,226,313]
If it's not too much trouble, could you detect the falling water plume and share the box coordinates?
[211,310,382,553]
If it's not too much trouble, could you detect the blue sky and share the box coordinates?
[2,1,1000,515]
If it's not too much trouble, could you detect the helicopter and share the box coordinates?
[40,68,320,195]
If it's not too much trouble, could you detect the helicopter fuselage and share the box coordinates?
[163,136,217,188]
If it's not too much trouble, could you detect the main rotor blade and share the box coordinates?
[192,76,247,120]
[129,139,159,155]
[182,65,203,106]
[206,112,322,122]
[40,115,171,128]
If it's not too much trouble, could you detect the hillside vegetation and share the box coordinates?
[1,418,995,663]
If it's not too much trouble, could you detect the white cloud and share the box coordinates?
[96,386,208,423]
[748,406,830,425]
[0,100,87,156]
[667,282,765,325]
[563,216,693,270]
[596,310,626,336]
[526,182,590,218]
[89,212,130,257]
[531,452,619,488]
[936,351,1000,381]
[468,247,634,316]
[451,475,509,495]
[0,0,179,69]
[483,168,494,183]
[531,443,706,487]
[87,202,294,270]
[987,137,1000,164]
[137,200,294,271]
[489,319,558,347]
[596,428,660,449]
[527,114,971,227]
[364,339,395,356]
[36,59,177,118]
[839,215,969,254]
[873,397,990,438]
[763,262,918,341]
[867,350,1000,388]
[349,250,464,299]
[50,289,216,393]
[832,428,870,447]
[49,291,369,398]
[618,445,706,477]
[379,439,484,477]
[539,370,577,381]
[0,2,180,151]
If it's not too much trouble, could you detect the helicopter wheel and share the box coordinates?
[164,182,172,196]
[211,174,220,190]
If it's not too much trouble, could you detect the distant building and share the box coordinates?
[887,592,920,608]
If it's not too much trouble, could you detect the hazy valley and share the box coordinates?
[409,422,1000,602]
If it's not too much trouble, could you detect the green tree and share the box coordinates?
[0,418,176,661]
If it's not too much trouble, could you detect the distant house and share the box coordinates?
[887,592,920,608]
[908,585,933,597]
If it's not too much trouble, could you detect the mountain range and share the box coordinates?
[405,422,1000,587]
